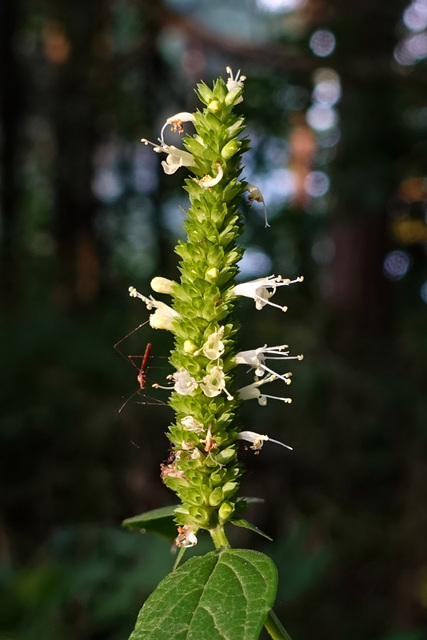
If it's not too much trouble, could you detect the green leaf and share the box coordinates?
[122,505,178,541]
[128,549,278,640]
[236,497,265,507]
[230,519,273,541]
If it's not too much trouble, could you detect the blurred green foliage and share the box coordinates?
[1,0,427,639]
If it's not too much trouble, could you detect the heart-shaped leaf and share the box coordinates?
[128,549,277,640]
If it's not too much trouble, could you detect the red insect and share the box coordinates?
[136,342,152,390]
[114,322,164,412]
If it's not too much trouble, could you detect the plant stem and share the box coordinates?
[210,525,230,550]
[172,546,186,571]
[264,609,294,640]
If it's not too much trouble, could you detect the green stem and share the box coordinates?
[264,609,294,640]
[210,525,230,550]
[172,546,186,571]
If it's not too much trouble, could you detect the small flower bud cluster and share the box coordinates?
[133,69,303,548]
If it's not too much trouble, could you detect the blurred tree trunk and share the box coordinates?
[0,0,25,307]
[321,2,402,346]
[321,2,426,632]
[48,0,110,306]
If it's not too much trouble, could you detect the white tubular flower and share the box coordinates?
[195,326,225,360]
[172,368,199,395]
[246,183,270,228]
[175,524,198,548]
[129,285,178,331]
[160,145,195,175]
[201,424,216,452]
[181,440,195,451]
[237,430,293,451]
[190,448,204,460]
[226,67,246,104]
[150,276,176,295]
[159,112,196,144]
[232,274,304,311]
[181,416,205,433]
[237,374,292,406]
[235,344,303,384]
[200,365,233,400]
[199,162,224,188]
[141,137,195,175]
[149,309,175,331]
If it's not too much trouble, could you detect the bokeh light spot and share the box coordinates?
[256,0,305,12]
[312,69,341,105]
[383,250,412,280]
[309,30,336,57]
[420,281,427,302]
[306,105,337,131]
[406,32,427,59]
[311,237,335,264]
[403,2,427,31]
[318,128,341,148]
[304,171,330,198]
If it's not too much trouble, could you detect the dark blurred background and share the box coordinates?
[1,0,427,639]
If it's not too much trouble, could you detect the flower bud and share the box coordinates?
[215,447,235,465]
[149,311,175,332]
[222,481,238,498]
[205,267,219,281]
[150,276,175,294]
[218,501,234,524]
[183,339,197,354]
[209,487,224,507]
[188,505,210,526]
[207,100,221,114]
[221,140,240,160]
[197,82,214,104]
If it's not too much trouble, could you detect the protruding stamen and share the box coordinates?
[236,343,303,384]
[233,274,304,311]
[238,430,293,451]
[238,374,293,405]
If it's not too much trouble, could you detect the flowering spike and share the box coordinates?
[129,68,303,543]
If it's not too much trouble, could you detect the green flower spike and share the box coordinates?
[131,69,303,551]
